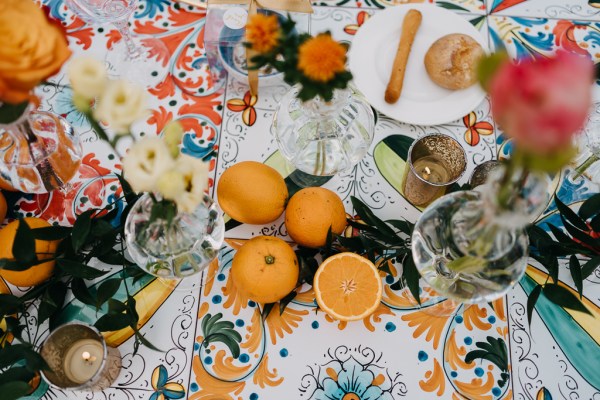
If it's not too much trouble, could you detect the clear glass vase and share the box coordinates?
[273,85,375,176]
[124,193,225,279]
[0,107,82,193]
[411,167,550,303]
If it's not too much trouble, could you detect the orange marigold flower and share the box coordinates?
[297,34,347,83]
[245,14,280,53]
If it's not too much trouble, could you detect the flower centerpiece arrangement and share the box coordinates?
[0,58,221,399]
[244,13,375,176]
[411,51,595,307]
[0,0,82,193]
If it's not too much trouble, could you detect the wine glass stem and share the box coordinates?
[113,20,143,59]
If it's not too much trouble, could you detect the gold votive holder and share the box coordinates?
[469,160,501,189]
[402,134,467,207]
[40,322,121,391]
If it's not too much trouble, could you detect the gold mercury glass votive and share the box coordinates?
[469,159,501,189]
[402,134,467,207]
[40,322,121,391]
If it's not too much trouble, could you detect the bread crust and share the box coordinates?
[424,33,484,90]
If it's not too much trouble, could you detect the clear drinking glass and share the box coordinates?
[65,0,168,87]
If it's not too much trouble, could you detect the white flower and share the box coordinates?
[163,121,184,158]
[94,79,146,135]
[68,57,107,100]
[122,137,174,193]
[156,169,186,201]
[170,154,209,213]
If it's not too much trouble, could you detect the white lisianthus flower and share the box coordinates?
[171,154,209,213]
[122,137,175,193]
[156,169,186,201]
[94,79,146,135]
[68,57,107,100]
[163,121,184,158]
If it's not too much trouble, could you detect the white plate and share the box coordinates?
[348,4,488,126]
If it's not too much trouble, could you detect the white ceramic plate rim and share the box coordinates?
[348,4,488,126]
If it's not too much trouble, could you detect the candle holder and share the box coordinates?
[469,160,501,189]
[40,322,121,391]
[402,134,467,207]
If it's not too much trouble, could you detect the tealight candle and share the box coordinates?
[63,339,104,384]
[403,135,467,207]
[40,323,121,391]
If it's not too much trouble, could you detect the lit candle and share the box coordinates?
[402,135,467,207]
[63,339,104,384]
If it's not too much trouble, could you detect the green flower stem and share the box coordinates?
[573,154,599,179]
[84,111,122,156]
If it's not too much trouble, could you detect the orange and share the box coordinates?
[0,192,6,222]
[231,236,299,304]
[285,187,346,248]
[0,217,59,287]
[313,252,383,321]
[217,161,288,225]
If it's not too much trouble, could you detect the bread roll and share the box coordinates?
[424,33,484,90]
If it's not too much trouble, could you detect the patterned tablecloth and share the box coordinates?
[8,0,600,399]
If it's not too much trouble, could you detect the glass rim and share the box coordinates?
[407,134,468,187]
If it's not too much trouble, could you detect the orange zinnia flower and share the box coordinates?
[297,34,346,83]
[245,14,280,53]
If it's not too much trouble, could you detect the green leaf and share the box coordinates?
[30,226,71,241]
[350,196,397,239]
[279,291,297,315]
[261,303,275,319]
[107,299,127,314]
[542,284,591,315]
[91,220,115,238]
[96,279,122,308]
[0,294,22,315]
[402,254,421,305]
[94,313,131,332]
[56,259,107,279]
[526,284,542,327]
[133,329,162,352]
[477,51,509,91]
[569,255,583,299]
[386,219,414,235]
[72,210,94,252]
[38,281,67,324]
[578,193,600,220]
[546,223,576,247]
[0,367,34,386]
[561,216,600,249]
[0,381,31,400]
[531,254,559,283]
[554,196,588,231]
[0,102,28,124]
[581,256,600,280]
[12,219,35,264]
[324,226,333,259]
[116,173,137,203]
[70,278,96,306]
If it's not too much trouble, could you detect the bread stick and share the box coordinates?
[385,9,422,104]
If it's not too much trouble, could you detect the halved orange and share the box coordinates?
[314,252,383,321]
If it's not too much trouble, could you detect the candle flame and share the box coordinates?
[425,166,431,175]
[82,351,91,361]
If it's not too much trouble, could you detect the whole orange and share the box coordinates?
[217,161,288,225]
[0,192,6,222]
[0,218,59,287]
[285,187,346,248]
[231,236,299,304]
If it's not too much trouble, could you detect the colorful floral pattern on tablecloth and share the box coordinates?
[10,0,599,399]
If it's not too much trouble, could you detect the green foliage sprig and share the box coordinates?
[526,193,600,325]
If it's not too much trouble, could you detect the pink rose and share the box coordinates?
[490,52,594,154]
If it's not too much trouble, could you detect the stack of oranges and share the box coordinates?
[218,161,383,321]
